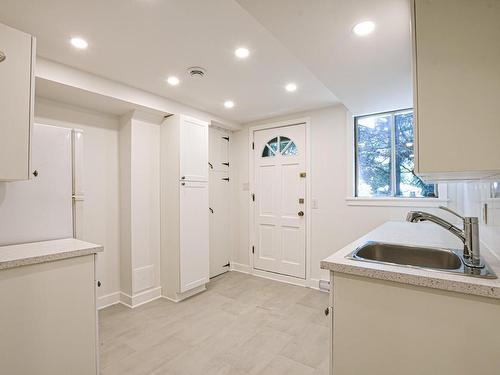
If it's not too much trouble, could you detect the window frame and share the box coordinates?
[353,108,440,200]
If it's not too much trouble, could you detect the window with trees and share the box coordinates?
[355,109,436,198]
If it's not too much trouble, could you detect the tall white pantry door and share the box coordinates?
[253,124,306,279]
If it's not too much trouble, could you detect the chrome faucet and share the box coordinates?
[406,206,483,268]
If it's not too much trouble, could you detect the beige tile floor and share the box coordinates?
[99,271,330,375]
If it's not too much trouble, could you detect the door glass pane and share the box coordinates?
[282,141,297,156]
[394,112,436,197]
[279,136,291,152]
[262,137,278,157]
[356,114,392,196]
[491,182,500,198]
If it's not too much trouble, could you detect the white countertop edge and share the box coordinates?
[321,221,500,300]
[0,238,103,270]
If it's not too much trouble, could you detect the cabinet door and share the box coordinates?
[180,116,208,181]
[209,171,231,278]
[0,255,97,375]
[413,0,500,179]
[0,23,34,181]
[209,127,230,172]
[180,181,209,293]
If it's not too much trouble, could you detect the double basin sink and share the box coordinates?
[348,241,496,279]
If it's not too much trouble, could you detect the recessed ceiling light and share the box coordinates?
[167,76,180,86]
[285,83,297,92]
[353,21,375,36]
[224,100,235,109]
[70,37,88,49]
[235,47,250,59]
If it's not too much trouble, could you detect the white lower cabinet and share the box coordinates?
[180,181,209,293]
[0,254,98,375]
[331,272,500,375]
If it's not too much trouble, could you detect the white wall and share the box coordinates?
[119,111,162,303]
[456,181,500,261]
[232,105,460,282]
[35,98,121,303]
[130,114,161,294]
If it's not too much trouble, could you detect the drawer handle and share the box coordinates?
[0,51,5,63]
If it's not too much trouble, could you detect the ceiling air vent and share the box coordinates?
[187,66,206,79]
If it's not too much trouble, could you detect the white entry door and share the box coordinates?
[253,123,306,279]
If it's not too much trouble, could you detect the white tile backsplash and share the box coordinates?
[458,181,500,260]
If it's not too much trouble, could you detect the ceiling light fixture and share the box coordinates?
[70,37,88,49]
[352,21,375,36]
[167,76,180,86]
[285,83,297,92]
[235,47,250,59]
[224,100,235,109]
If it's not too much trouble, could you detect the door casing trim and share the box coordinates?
[248,117,311,281]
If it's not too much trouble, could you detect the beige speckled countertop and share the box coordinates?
[321,221,500,299]
[0,238,103,270]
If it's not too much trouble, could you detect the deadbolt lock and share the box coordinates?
[299,198,304,204]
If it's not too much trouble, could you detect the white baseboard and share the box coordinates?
[230,262,328,293]
[119,286,162,308]
[162,284,206,303]
[230,262,252,274]
[97,291,121,310]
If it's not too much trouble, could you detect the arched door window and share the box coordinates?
[262,136,297,157]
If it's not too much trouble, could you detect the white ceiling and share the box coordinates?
[0,0,338,123]
[0,0,413,121]
[236,0,413,116]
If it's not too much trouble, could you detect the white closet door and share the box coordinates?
[209,171,231,278]
[180,116,208,181]
[209,128,229,172]
[180,181,209,292]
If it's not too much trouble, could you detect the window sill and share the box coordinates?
[346,197,449,208]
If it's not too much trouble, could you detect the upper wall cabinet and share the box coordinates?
[412,0,500,181]
[0,23,35,181]
[180,116,209,182]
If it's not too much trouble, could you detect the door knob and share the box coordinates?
[298,211,304,217]
[0,51,5,63]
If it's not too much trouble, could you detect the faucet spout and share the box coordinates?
[406,211,465,242]
[406,207,483,269]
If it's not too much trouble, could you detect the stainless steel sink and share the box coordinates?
[347,241,497,279]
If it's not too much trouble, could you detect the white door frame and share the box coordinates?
[248,117,312,284]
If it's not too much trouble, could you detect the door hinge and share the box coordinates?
[252,142,255,150]
[222,162,229,167]
[209,207,214,213]
[222,136,230,141]
[252,246,255,254]
[223,262,230,268]
[222,177,230,181]
[252,193,255,202]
